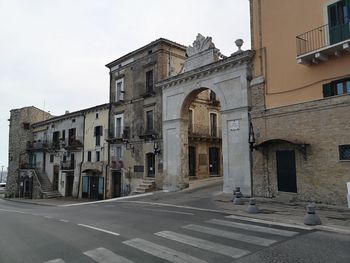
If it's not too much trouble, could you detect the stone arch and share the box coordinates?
[158,35,254,195]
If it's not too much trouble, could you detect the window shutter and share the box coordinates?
[323,83,332,97]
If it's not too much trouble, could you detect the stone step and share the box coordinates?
[42,191,62,198]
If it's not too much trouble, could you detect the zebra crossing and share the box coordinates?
[43,216,305,263]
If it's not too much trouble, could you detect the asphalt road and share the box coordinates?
[0,196,349,263]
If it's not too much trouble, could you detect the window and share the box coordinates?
[53,131,60,148]
[94,126,103,146]
[323,78,350,97]
[327,0,350,45]
[210,113,218,137]
[68,128,76,145]
[116,146,122,160]
[87,151,92,162]
[339,145,350,160]
[23,122,30,130]
[146,110,153,132]
[146,70,154,93]
[115,114,123,138]
[96,151,100,162]
[62,130,66,140]
[115,78,124,101]
[72,119,76,123]
[50,154,54,163]
[96,112,99,119]
[209,90,216,101]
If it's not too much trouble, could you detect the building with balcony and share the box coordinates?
[250,0,350,206]
[187,90,223,179]
[105,38,187,195]
[81,104,109,200]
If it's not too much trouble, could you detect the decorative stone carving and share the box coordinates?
[186,33,215,57]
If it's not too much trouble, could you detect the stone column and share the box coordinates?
[162,119,189,191]
[221,108,252,196]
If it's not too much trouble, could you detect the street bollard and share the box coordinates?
[304,203,322,226]
[233,191,244,205]
[247,198,259,214]
[232,187,242,201]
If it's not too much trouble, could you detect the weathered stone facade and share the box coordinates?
[251,88,350,205]
[106,39,186,196]
[7,106,52,197]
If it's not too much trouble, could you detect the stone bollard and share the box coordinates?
[304,203,322,226]
[232,187,241,201]
[233,191,244,205]
[247,198,259,214]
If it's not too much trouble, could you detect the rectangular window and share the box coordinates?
[94,126,103,146]
[115,79,124,101]
[62,130,66,140]
[210,113,217,137]
[50,154,54,163]
[323,77,350,97]
[116,146,122,160]
[188,109,193,132]
[115,114,123,138]
[96,151,100,162]
[53,131,60,148]
[146,70,154,93]
[87,151,92,162]
[68,128,76,145]
[146,110,153,132]
[339,145,350,160]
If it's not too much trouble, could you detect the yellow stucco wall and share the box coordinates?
[251,0,350,108]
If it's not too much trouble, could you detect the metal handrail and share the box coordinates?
[296,22,350,56]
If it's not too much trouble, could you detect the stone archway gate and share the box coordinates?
[157,34,254,195]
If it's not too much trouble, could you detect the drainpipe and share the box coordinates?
[77,114,86,198]
[106,71,112,199]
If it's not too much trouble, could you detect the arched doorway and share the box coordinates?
[159,34,254,195]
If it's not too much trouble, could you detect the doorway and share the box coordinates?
[146,153,155,178]
[209,147,220,175]
[112,171,121,197]
[276,150,297,193]
[89,176,99,199]
[65,173,74,196]
[188,146,196,177]
[53,165,59,191]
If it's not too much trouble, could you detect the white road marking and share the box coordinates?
[226,215,313,230]
[123,238,207,263]
[84,247,134,263]
[155,231,249,259]
[59,219,69,223]
[143,208,194,215]
[43,259,66,263]
[78,224,120,236]
[44,216,52,219]
[208,219,299,237]
[0,208,27,214]
[59,192,154,207]
[183,224,277,246]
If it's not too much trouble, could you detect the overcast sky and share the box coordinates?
[0,0,250,169]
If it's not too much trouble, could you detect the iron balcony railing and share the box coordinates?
[296,22,350,56]
[188,124,222,138]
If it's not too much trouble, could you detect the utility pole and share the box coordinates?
[0,165,4,183]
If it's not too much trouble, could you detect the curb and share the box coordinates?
[3,198,57,207]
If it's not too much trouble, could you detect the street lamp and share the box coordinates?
[248,122,256,152]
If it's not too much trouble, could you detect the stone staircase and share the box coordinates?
[132,178,156,195]
[35,171,62,199]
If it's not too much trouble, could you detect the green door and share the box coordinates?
[328,0,350,44]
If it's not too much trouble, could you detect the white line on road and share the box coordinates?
[59,219,69,223]
[0,208,27,214]
[77,224,120,236]
[225,215,313,230]
[44,216,52,219]
[59,192,154,207]
[183,224,277,246]
[123,238,207,263]
[143,208,194,215]
[155,230,250,259]
[43,259,66,263]
[208,219,299,237]
[84,247,134,263]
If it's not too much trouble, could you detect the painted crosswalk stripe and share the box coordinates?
[208,219,299,237]
[155,231,249,259]
[182,224,277,246]
[43,259,66,263]
[123,238,207,263]
[83,247,134,263]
